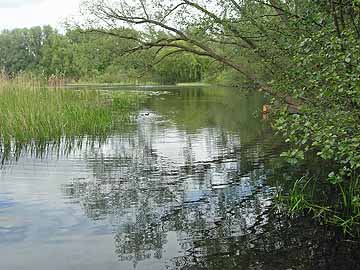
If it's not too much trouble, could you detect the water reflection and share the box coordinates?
[1,86,359,270]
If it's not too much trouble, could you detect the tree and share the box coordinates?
[39,30,78,78]
[79,0,274,85]
[0,26,55,75]
[153,49,206,83]
[77,0,329,95]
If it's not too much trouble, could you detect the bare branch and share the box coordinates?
[182,0,258,49]
[139,0,150,19]
[152,49,186,65]
[160,3,187,23]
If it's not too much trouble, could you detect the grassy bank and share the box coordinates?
[0,78,143,146]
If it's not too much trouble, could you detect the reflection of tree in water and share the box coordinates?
[60,87,286,268]
[170,212,360,270]
[62,122,281,268]
[114,202,167,264]
[62,87,360,269]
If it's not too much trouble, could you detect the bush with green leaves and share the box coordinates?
[273,26,360,232]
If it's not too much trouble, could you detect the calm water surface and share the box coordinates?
[0,86,359,270]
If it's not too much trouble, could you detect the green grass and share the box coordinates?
[276,173,360,236]
[0,79,143,146]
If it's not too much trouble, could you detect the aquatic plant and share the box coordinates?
[0,77,143,150]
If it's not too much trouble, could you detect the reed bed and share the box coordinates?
[0,76,143,147]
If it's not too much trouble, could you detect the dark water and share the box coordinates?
[0,86,359,270]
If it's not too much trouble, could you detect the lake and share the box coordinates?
[0,86,359,270]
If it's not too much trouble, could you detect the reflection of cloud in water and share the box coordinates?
[0,194,15,209]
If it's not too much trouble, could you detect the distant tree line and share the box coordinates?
[0,26,214,84]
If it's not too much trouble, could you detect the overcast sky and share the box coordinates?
[0,0,82,30]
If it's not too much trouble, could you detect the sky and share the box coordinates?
[0,0,82,30]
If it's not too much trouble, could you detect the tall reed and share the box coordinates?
[0,76,143,148]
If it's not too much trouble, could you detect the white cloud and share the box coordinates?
[0,0,82,30]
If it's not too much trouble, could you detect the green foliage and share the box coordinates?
[153,51,206,84]
[0,26,55,75]
[39,32,78,77]
[273,20,360,231]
